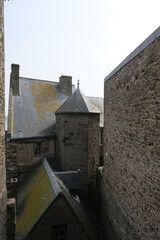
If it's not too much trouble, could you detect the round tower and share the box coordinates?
[55,84,101,190]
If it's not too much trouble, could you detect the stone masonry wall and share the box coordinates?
[102,37,160,239]
[0,0,7,239]
[26,195,90,240]
[56,113,100,189]
[7,137,55,196]
[88,125,100,192]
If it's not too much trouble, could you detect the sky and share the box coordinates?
[4,0,160,115]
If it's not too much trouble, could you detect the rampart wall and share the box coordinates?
[0,0,7,238]
[102,29,160,239]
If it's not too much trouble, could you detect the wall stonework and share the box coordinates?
[59,75,72,96]
[7,198,16,240]
[102,37,160,239]
[0,0,7,239]
[56,113,100,189]
[26,195,91,240]
[88,126,100,191]
[7,137,55,196]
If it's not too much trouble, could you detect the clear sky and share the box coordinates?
[4,0,160,115]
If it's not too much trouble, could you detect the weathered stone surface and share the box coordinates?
[102,37,160,239]
[88,125,100,191]
[25,195,90,240]
[7,137,55,195]
[7,198,16,240]
[0,0,7,239]
[59,75,72,96]
[0,168,7,240]
[56,113,100,190]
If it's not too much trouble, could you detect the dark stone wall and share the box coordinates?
[102,37,160,239]
[26,195,90,240]
[0,0,7,239]
[7,198,16,240]
[7,137,55,196]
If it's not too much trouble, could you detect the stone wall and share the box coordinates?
[0,0,7,239]
[56,113,100,189]
[7,137,55,196]
[7,199,16,240]
[26,195,90,240]
[88,125,100,191]
[102,35,160,239]
[59,75,72,96]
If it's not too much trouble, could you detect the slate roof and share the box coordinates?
[55,87,101,114]
[9,77,103,139]
[16,158,102,240]
[55,170,83,190]
[9,77,74,139]
[89,96,104,127]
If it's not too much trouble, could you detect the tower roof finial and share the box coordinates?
[77,79,80,89]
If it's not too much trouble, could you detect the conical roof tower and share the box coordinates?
[55,81,100,114]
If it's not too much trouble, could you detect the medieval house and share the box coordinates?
[99,26,160,240]
[7,64,103,197]
[6,62,104,239]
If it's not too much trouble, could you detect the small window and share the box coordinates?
[51,224,67,240]
[100,129,103,145]
[34,143,42,156]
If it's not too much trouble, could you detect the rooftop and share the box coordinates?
[55,87,101,114]
[9,76,103,139]
[16,158,102,240]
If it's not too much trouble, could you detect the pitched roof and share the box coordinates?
[16,158,102,240]
[8,77,103,139]
[89,97,104,127]
[55,170,83,190]
[9,77,75,139]
[55,88,101,114]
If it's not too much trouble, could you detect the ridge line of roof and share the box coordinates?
[55,170,80,174]
[19,77,58,84]
[20,77,76,87]
[78,88,91,113]
[43,158,61,196]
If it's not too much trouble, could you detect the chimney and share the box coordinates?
[10,64,20,95]
[59,75,72,96]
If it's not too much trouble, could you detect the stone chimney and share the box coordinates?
[10,64,20,95]
[59,75,72,96]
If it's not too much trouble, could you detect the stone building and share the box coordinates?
[100,27,160,239]
[7,65,74,195]
[16,158,103,240]
[0,0,7,239]
[7,64,103,196]
[55,84,102,191]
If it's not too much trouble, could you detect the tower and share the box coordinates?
[55,84,101,191]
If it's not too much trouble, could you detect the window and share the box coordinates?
[34,143,42,156]
[51,224,67,240]
[100,129,103,145]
